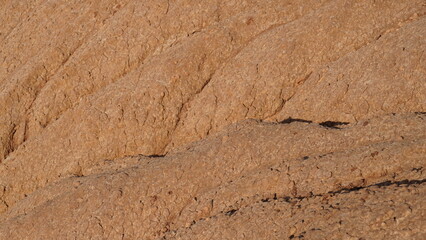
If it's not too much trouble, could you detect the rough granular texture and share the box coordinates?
[0,0,425,239]
[163,182,426,240]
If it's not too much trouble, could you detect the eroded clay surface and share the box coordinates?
[0,0,425,239]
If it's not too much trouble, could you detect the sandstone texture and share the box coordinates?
[0,0,425,239]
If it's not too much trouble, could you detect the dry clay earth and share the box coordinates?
[0,0,425,239]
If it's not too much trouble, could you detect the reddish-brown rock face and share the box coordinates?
[0,0,425,239]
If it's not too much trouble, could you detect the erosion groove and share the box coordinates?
[0,0,425,239]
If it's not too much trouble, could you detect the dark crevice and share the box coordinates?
[319,121,349,129]
[327,179,426,195]
[279,117,312,124]
[279,117,350,129]
[278,112,424,129]
[122,154,166,159]
[225,209,237,216]
[146,154,166,158]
